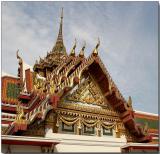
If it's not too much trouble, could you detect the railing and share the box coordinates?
[25,96,51,123]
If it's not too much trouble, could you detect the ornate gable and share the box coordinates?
[66,75,107,106]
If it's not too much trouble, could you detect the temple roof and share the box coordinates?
[33,8,67,72]
[2,48,153,142]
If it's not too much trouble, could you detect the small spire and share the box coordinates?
[93,38,100,56]
[79,41,86,57]
[70,39,77,56]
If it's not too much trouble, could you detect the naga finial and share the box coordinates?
[127,96,133,109]
[93,38,100,56]
[16,49,23,64]
[16,50,23,85]
[15,101,25,123]
[79,41,86,57]
[70,38,77,56]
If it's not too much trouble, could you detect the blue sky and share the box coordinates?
[2,2,158,114]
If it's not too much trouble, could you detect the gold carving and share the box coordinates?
[70,39,76,56]
[93,38,100,55]
[66,76,106,106]
[79,42,86,57]
[127,96,133,109]
[15,101,26,124]
[49,80,55,94]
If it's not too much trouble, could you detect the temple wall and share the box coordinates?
[46,130,127,152]
[54,144,121,152]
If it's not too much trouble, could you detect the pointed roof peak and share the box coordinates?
[52,8,67,55]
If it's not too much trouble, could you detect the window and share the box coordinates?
[83,125,95,136]
[61,122,74,133]
[102,127,113,136]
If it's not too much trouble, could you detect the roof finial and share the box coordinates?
[70,38,77,56]
[93,37,100,56]
[57,7,63,43]
[16,49,23,86]
[61,7,63,20]
[79,41,86,57]
[127,96,133,109]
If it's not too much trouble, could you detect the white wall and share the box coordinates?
[55,144,122,152]
[46,132,127,152]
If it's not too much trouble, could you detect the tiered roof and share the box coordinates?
[33,8,67,73]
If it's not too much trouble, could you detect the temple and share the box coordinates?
[1,9,159,153]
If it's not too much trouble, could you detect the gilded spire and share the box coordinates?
[52,8,67,55]
[79,41,86,57]
[56,7,63,43]
[93,38,100,56]
[70,39,77,56]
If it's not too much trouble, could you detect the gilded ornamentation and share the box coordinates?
[55,112,123,137]
[15,101,26,124]
[49,80,55,94]
[66,76,106,105]
[33,74,45,92]
[70,39,76,56]
[58,102,119,118]
[93,38,100,55]
[127,96,133,109]
[56,113,116,130]
[79,42,86,57]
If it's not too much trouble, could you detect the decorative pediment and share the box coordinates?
[66,75,107,106]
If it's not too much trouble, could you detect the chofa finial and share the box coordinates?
[127,96,133,109]
[70,38,77,56]
[16,49,23,65]
[93,38,100,56]
[79,41,86,57]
